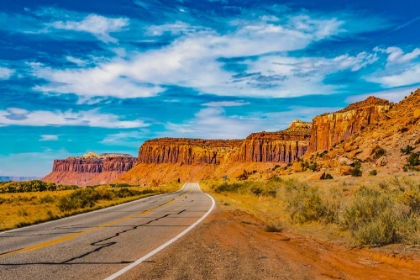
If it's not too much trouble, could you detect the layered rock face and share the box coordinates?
[43,152,137,186]
[309,96,392,152]
[138,138,243,165]
[234,120,311,163]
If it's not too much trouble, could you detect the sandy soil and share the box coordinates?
[124,207,420,280]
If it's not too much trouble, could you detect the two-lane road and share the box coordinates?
[0,183,214,280]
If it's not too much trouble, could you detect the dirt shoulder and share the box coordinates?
[124,206,420,280]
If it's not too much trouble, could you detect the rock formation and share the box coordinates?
[138,139,242,165]
[43,152,137,186]
[233,120,311,163]
[309,96,392,152]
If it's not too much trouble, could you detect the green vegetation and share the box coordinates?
[0,181,180,231]
[352,161,362,177]
[401,145,415,155]
[369,170,378,176]
[0,180,78,193]
[206,177,420,246]
[325,174,334,180]
[403,152,420,172]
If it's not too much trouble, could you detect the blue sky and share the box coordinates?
[1,0,420,176]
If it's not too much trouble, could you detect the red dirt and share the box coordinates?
[124,207,420,279]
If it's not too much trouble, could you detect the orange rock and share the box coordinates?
[293,162,303,172]
[309,96,392,152]
[306,171,325,181]
[339,165,353,176]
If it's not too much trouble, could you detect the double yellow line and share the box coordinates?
[0,186,192,259]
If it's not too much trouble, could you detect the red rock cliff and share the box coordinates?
[138,138,243,165]
[43,152,137,186]
[234,120,311,163]
[309,96,392,152]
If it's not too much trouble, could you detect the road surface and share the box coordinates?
[0,183,214,280]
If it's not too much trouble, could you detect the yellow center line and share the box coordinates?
[0,186,192,259]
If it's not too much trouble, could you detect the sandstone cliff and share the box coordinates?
[309,96,392,152]
[138,138,242,165]
[234,120,311,163]
[43,152,137,186]
[309,90,420,174]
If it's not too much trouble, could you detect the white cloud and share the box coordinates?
[202,101,250,107]
[367,64,420,88]
[0,108,148,128]
[375,46,420,64]
[66,56,87,66]
[31,62,163,99]
[40,135,58,141]
[100,131,144,146]
[163,105,340,139]
[146,21,211,36]
[32,13,386,100]
[51,14,129,43]
[0,66,14,80]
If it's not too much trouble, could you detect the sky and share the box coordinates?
[1,0,420,177]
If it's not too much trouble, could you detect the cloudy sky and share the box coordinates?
[1,0,420,176]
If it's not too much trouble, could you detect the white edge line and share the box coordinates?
[104,183,215,280]
[0,184,188,236]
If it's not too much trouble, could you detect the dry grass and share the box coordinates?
[0,183,180,231]
[202,174,420,246]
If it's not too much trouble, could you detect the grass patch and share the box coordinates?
[202,176,420,246]
[0,183,180,231]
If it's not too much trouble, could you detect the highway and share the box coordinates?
[0,183,214,280]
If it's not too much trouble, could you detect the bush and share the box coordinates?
[325,174,333,180]
[375,148,386,159]
[401,145,415,155]
[352,161,362,177]
[407,152,420,167]
[286,186,327,224]
[343,187,398,245]
[369,170,378,176]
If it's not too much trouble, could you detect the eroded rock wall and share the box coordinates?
[309,96,392,152]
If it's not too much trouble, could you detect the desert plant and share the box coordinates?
[401,145,415,155]
[369,170,378,176]
[325,174,334,180]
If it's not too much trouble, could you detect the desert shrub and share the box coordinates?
[325,174,333,180]
[407,152,420,167]
[343,187,399,245]
[369,170,378,176]
[375,148,386,159]
[352,161,362,177]
[308,162,318,172]
[272,165,280,171]
[265,224,282,232]
[401,145,415,155]
[319,150,328,158]
[39,195,55,204]
[17,208,28,217]
[214,182,244,193]
[286,186,327,224]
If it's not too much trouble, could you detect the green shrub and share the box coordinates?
[39,195,55,204]
[401,145,415,155]
[343,187,398,245]
[325,174,333,180]
[369,170,378,176]
[375,148,386,159]
[286,186,327,224]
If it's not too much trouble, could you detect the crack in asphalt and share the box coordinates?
[0,213,172,266]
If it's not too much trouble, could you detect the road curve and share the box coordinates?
[0,183,214,280]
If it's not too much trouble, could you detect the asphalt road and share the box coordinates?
[0,182,214,280]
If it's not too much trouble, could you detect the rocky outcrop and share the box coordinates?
[309,96,392,152]
[43,152,137,186]
[233,120,311,163]
[138,139,242,165]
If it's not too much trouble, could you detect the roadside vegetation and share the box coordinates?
[0,181,180,231]
[202,176,420,246]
